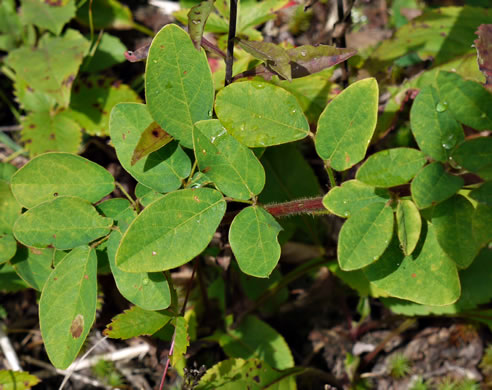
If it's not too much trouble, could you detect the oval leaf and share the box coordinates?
[432,195,480,269]
[315,78,378,171]
[110,103,191,193]
[451,137,492,180]
[39,246,97,369]
[338,203,394,271]
[116,188,226,272]
[356,148,426,187]
[436,71,492,130]
[188,0,215,50]
[10,247,56,291]
[410,85,464,162]
[11,152,115,209]
[215,81,310,147]
[13,196,113,250]
[0,233,17,265]
[193,119,265,200]
[229,206,283,278]
[145,24,214,148]
[322,179,390,218]
[363,223,460,306]
[410,162,464,209]
[0,179,22,234]
[470,181,492,206]
[396,200,421,256]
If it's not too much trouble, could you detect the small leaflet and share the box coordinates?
[124,43,150,62]
[131,122,173,166]
[188,0,215,50]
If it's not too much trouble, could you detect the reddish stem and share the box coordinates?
[264,197,325,217]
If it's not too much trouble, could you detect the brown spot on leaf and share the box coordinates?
[253,376,260,383]
[256,362,262,369]
[50,133,56,140]
[53,277,58,281]
[412,273,417,278]
[29,123,35,129]
[62,74,75,87]
[29,247,43,255]
[45,0,63,5]
[194,195,200,202]
[84,275,89,280]
[53,192,58,197]
[70,314,84,338]
[160,45,165,49]
[202,166,211,173]
[25,139,32,144]
[52,234,56,238]
[122,134,126,140]
[87,81,94,89]
[440,32,446,37]
[112,80,122,89]
[97,78,105,88]
[183,70,187,75]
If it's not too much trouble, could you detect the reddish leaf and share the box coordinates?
[475,24,492,92]
[131,122,173,166]
[188,0,215,50]
[234,43,356,80]
[124,43,150,62]
[237,39,292,80]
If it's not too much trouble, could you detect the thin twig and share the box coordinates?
[225,0,238,86]
[158,336,175,390]
[202,37,227,59]
[0,322,21,371]
[0,125,22,132]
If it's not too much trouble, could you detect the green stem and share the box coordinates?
[185,160,199,187]
[324,161,337,188]
[115,182,140,213]
[224,197,254,205]
[132,22,155,37]
[0,132,23,153]
[2,148,26,163]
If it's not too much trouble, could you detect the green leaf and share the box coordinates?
[410,162,464,209]
[82,33,127,73]
[116,188,226,272]
[436,71,492,130]
[272,69,338,123]
[432,195,480,269]
[13,75,56,112]
[134,183,163,207]
[0,370,40,390]
[469,181,492,206]
[363,223,460,306]
[197,358,299,390]
[110,103,191,193]
[146,24,214,148]
[396,200,421,256]
[96,198,133,221]
[107,204,171,311]
[0,162,17,182]
[13,196,113,250]
[170,316,189,366]
[20,0,75,35]
[21,109,82,156]
[0,179,22,234]
[356,148,426,187]
[10,247,56,291]
[410,85,464,162]
[218,315,294,369]
[188,0,215,50]
[104,306,173,339]
[472,203,492,248]
[67,75,141,136]
[315,78,378,171]
[6,29,90,107]
[11,152,115,209]
[76,0,133,30]
[131,122,173,166]
[322,179,390,218]
[0,263,28,292]
[238,0,289,32]
[382,247,492,315]
[0,233,16,265]
[338,203,394,271]
[39,246,97,369]
[229,206,282,278]
[370,6,492,66]
[193,119,265,200]
[451,137,492,180]
[215,81,310,147]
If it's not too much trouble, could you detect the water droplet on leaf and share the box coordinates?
[441,133,456,150]
[435,101,448,113]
